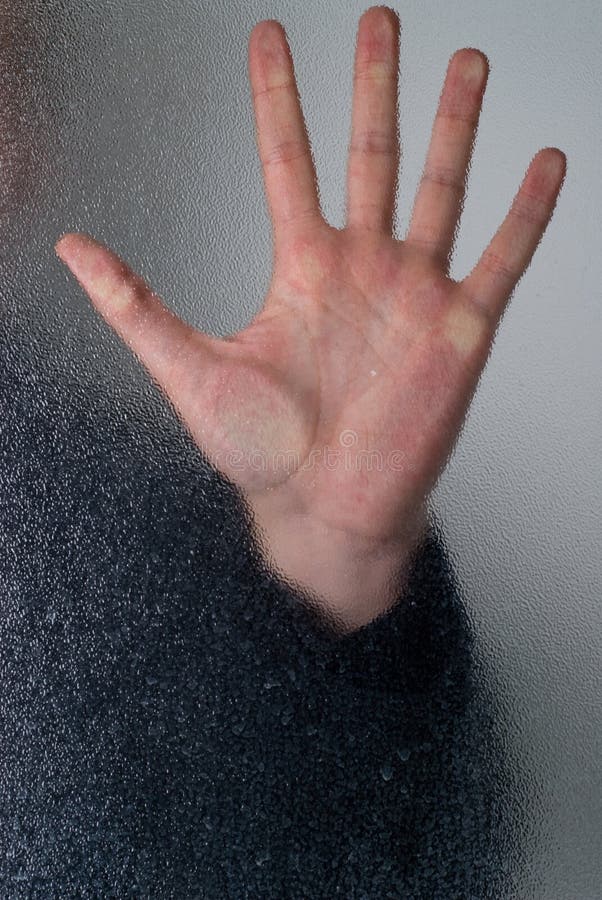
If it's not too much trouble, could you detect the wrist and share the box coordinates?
[249,495,429,632]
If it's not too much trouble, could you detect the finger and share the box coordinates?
[346,6,401,234]
[406,48,488,268]
[461,148,566,321]
[248,20,323,239]
[55,232,217,415]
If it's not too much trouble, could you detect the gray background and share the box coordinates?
[1,0,600,896]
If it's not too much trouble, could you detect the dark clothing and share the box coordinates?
[0,372,524,898]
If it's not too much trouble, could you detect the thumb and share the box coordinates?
[55,232,219,429]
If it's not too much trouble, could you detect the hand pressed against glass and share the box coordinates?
[56,8,565,631]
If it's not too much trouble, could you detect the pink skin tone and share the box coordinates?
[55,8,566,632]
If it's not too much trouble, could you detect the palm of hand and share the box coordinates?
[217,225,486,540]
[56,8,564,627]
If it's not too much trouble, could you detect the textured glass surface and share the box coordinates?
[0,1,600,897]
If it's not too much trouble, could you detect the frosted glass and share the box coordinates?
[0,1,599,896]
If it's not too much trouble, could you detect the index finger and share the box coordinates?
[248,21,323,240]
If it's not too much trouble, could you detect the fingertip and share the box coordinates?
[541,146,567,175]
[530,148,567,196]
[357,6,400,56]
[451,47,490,85]
[360,5,400,29]
[54,232,73,258]
[55,231,94,261]
[249,19,286,52]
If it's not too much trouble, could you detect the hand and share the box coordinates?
[55,8,565,632]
